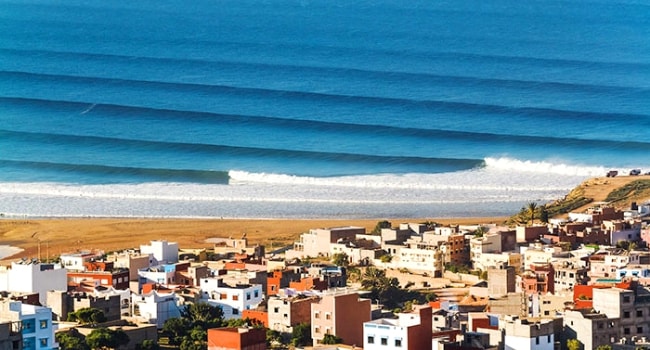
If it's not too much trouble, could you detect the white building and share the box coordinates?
[140,240,178,265]
[500,316,556,350]
[0,300,57,350]
[199,278,263,319]
[60,251,104,271]
[131,290,183,328]
[0,261,67,305]
[138,264,178,290]
[363,306,432,350]
[395,246,444,274]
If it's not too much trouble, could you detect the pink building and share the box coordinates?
[311,290,371,346]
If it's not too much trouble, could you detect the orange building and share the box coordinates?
[207,327,266,350]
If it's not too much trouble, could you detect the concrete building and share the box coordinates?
[109,250,154,281]
[0,320,21,350]
[200,278,263,320]
[488,266,516,297]
[311,290,371,346]
[267,294,319,336]
[516,225,548,243]
[46,290,122,321]
[131,290,183,328]
[553,260,587,293]
[0,300,57,350]
[207,327,266,350]
[521,263,554,296]
[60,251,104,271]
[363,305,432,350]
[140,240,179,265]
[288,227,366,259]
[499,316,556,350]
[395,245,444,276]
[0,261,67,306]
[67,261,130,290]
[563,309,619,350]
[592,286,650,340]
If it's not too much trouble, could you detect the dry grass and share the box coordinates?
[0,217,506,262]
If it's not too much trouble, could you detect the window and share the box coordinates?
[598,322,604,329]
[367,336,374,344]
[22,319,35,334]
[624,295,631,303]
[624,328,630,335]
[326,313,331,320]
[314,312,320,319]
[232,295,239,301]
[246,293,251,300]
[315,327,320,334]
[638,326,644,334]
[273,307,279,313]
[232,308,239,315]
[381,338,388,345]
[547,335,551,343]
[283,314,287,318]
[395,339,402,347]
[536,337,540,345]
[624,311,630,318]
[220,293,227,299]
[254,290,259,298]
[40,338,48,347]
[39,320,48,329]
[638,310,643,317]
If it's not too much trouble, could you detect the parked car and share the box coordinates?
[629,169,641,176]
[606,170,618,177]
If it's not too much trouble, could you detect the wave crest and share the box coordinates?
[484,157,609,176]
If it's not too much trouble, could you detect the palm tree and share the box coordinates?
[527,202,538,226]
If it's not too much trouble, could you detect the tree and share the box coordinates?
[136,340,159,350]
[379,254,392,263]
[527,202,538,226]
[291,322,312,347]
[371,220,392,234]
[266,329,282,347]
[566,338,581,350]
[162,317,190,345]
[321,334,343,344]
[85,328,129,350]
[68,308,107,325]
[181,302,225,329]
[540,204,549,223]
[596,345,613,350]
[331,252,349,267]
[179,327,207,350]
[56,329,90,350]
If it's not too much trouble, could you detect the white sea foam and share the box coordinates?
[0,157,594,219]
[484,157,609,176]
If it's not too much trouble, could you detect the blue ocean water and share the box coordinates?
[1,0,649,218]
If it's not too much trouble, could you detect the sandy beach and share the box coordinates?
[0,217,505,262]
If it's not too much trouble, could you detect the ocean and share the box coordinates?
[1,0,649,219]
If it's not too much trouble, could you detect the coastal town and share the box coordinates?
[2,198,650,350]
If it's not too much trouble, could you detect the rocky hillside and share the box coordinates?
[546,175,650,218]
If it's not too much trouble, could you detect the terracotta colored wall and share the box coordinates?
[242,310,268,327]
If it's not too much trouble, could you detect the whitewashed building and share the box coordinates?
[131,290,183,328]
[199,278,263,319]
[0,261,67,306]
[140,240,178,265]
